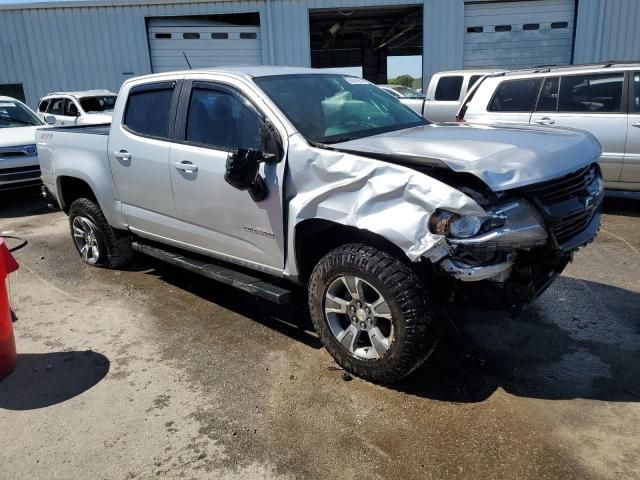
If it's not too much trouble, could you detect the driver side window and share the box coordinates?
[185,86,261,152]
[64,99,79,117]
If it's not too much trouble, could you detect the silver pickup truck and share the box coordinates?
[38,66,604,383]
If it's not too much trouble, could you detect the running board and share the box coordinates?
[131,242,292,304]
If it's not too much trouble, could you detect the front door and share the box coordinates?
[168,80,286,271]
[622,72,640,184]
[107,80,179,236]
[530,72,627,184]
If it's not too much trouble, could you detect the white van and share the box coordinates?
[459,63,640,191]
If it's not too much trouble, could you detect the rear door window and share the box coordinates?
[123,82,175,139]
[535,77,560,112]
[557,73,624,113]
[489,78,542,112]
[435,76,463,101]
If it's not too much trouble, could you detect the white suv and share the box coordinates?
[37,90,117,126]
[459,63,640,191]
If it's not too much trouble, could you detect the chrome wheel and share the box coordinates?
[324,275,395,360]
[72,216,101,264]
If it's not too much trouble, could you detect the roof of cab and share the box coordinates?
[126,66,350,84]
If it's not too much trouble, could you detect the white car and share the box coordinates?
[377,84,426,116]
[37,90,117,126]
[458,63,640,191]
[422,69,498,122]
[0,96,43,190]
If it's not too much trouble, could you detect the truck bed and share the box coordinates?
[41,124,110,135]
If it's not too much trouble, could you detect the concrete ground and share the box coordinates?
[0,188,639,480]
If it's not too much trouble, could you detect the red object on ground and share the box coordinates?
[0,238,19,380]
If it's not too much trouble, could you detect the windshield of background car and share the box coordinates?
[254,74,427,144]
[393,85,424,98]
[79,96,117,113]
[0,101,43,128]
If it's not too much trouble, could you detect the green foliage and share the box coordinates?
[388,74,415,87]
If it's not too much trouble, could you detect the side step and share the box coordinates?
[131,242,292,304]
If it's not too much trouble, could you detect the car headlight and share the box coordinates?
[429,211,485,239]
[430,200,548,249]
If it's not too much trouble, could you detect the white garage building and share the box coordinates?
[0,0,638,107]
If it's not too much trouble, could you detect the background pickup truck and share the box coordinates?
[38,66,604,383]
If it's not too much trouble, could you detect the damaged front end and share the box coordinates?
[429,163,604,313]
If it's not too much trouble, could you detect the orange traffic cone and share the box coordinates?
[0,238,19,380]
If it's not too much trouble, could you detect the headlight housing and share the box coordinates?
[429,200,549,249]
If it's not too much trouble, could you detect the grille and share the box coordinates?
[521,164,601,249]
[523,165,593,203]
[0,165,40,174]
[550,209,593,244]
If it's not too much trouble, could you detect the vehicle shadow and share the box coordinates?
[0,187,51,219]
[0,350,110,410]
[396,276,640,403]
[136,257,640,403]
[603,190,640,218]
[136,256,321,350]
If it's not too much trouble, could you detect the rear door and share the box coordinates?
[530,71,627,183]
[622,71,640,185]
[108,80,180,236]
[167,78,286,270]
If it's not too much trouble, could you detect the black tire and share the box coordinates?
[308,243,438,383]
[68,197,133,268]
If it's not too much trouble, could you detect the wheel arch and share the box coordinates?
[57,176,98,213]
[294,219,416,284]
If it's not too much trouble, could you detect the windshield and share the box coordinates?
[0,100,42,128]
[391,86,424,98]
[254,74,426,144]
[79,95,117,113]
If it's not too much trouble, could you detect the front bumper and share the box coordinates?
[433,163,603,312]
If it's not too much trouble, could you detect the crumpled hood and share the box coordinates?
[332,122,603,191]
[0,126,40,148]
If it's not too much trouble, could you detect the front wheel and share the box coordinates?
[68,198,132,268]
[308,243,438,383]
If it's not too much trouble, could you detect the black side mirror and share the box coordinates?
[224,149,269,202]
[260,119,283,163]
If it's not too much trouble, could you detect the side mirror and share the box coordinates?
[44,114,56,125]
[259,119,283,163]
[224,149,269,202]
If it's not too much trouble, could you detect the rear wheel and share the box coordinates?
[68,198,132,268]
[308,243,438,383]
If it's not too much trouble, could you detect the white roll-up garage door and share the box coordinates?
[464,0,575,70]
[148,17,263,73]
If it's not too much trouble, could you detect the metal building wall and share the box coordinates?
[0,1,268,106]
[573,0,640,64]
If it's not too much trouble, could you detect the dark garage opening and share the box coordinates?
[309,5,423,85]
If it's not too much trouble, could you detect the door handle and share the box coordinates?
[632,122,640,128]
[534,117,555,125]
[114,150,131,161]
[174,161,198,173]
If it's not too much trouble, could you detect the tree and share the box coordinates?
[388,74,415,87]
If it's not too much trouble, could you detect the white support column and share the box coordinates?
[422,0,464,90]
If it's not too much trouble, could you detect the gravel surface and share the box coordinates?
[1,188,639,479]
